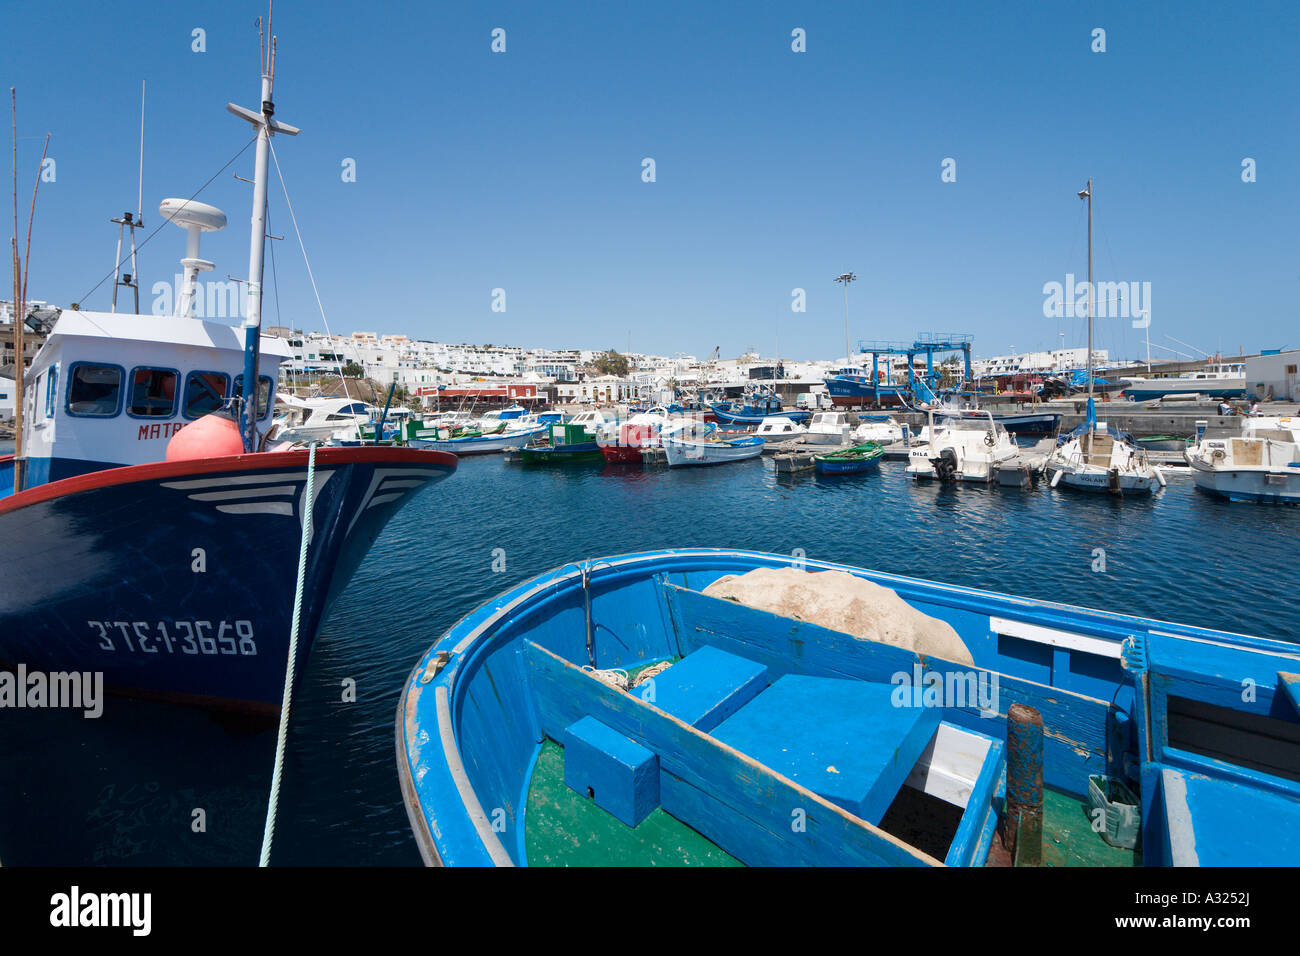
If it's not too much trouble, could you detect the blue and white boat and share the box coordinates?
[663,426,765,467]
[398,549,1300,866]
[709,394,809,426]
[823,367,907,408]
[0,32,458,714]
[1122,363,1248,401]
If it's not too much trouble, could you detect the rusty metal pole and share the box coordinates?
[1004,702,1044,865]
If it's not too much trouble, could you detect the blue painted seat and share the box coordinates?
[639,645,769,732]
[563,716,660,827]
[1159,767,1300,865]
[711,674,943,825]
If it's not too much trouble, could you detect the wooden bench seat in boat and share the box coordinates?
[710,673,944,825]
[659,580,1118,793]
[527,639,1006,866]
[641,645,769,731]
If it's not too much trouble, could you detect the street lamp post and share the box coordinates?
[834,272,857,367]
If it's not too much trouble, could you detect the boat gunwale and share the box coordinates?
[0,444,459,513]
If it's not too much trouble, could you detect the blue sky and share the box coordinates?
[5,1,1297,362]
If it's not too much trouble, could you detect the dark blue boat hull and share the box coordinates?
[814,456,882,475]
[709,404,810,426]
[0,447,456,713]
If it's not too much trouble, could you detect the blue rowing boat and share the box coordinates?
[397,549,1300,866]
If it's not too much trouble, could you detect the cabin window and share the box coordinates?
[182,371,231,419]
[233,374,275,420]
[44,365,58,418]
[66,362,124,417]
[127,366,179,418]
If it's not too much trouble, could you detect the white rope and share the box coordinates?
[630,660,673,687]
[581,666,629,691]
[259,440,317,866]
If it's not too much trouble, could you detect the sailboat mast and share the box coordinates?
[1081,178,1094,456]
[1085,177,1093,406]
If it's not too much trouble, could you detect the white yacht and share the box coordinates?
[272,395,378,444]
[906,410,1019,483]
[1185,416,1300,504]
[853,416,904,445]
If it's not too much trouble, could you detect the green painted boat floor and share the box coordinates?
[524,739,743,867]
[1036,786,1142,867]
[524,727,1137,867]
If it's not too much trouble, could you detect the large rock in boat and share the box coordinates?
[702,567,974,665]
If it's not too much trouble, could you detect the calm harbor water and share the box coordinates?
[2,452,1297,865]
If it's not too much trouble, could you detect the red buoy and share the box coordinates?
[166,410,246,461]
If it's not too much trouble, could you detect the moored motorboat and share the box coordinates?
[813,442,883,475]
[753,416,807,443]
[520,422,604,464]
[804,411,856,446]
[852,415,904,445]
[906,410,1019,483]
[662,426,765,467]
[1185,416,1300,504]
[709,393,810,426]
[408,421,545,454]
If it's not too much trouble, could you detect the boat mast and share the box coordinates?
[1079,179,1093,454]
[228,6,298,452]
[110,82,146,314]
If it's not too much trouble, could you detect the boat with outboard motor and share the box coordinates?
[906,409,1019,483]
[0,26,458,714]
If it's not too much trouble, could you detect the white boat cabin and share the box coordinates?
[754,416,806,441]
[19,310,288,488]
